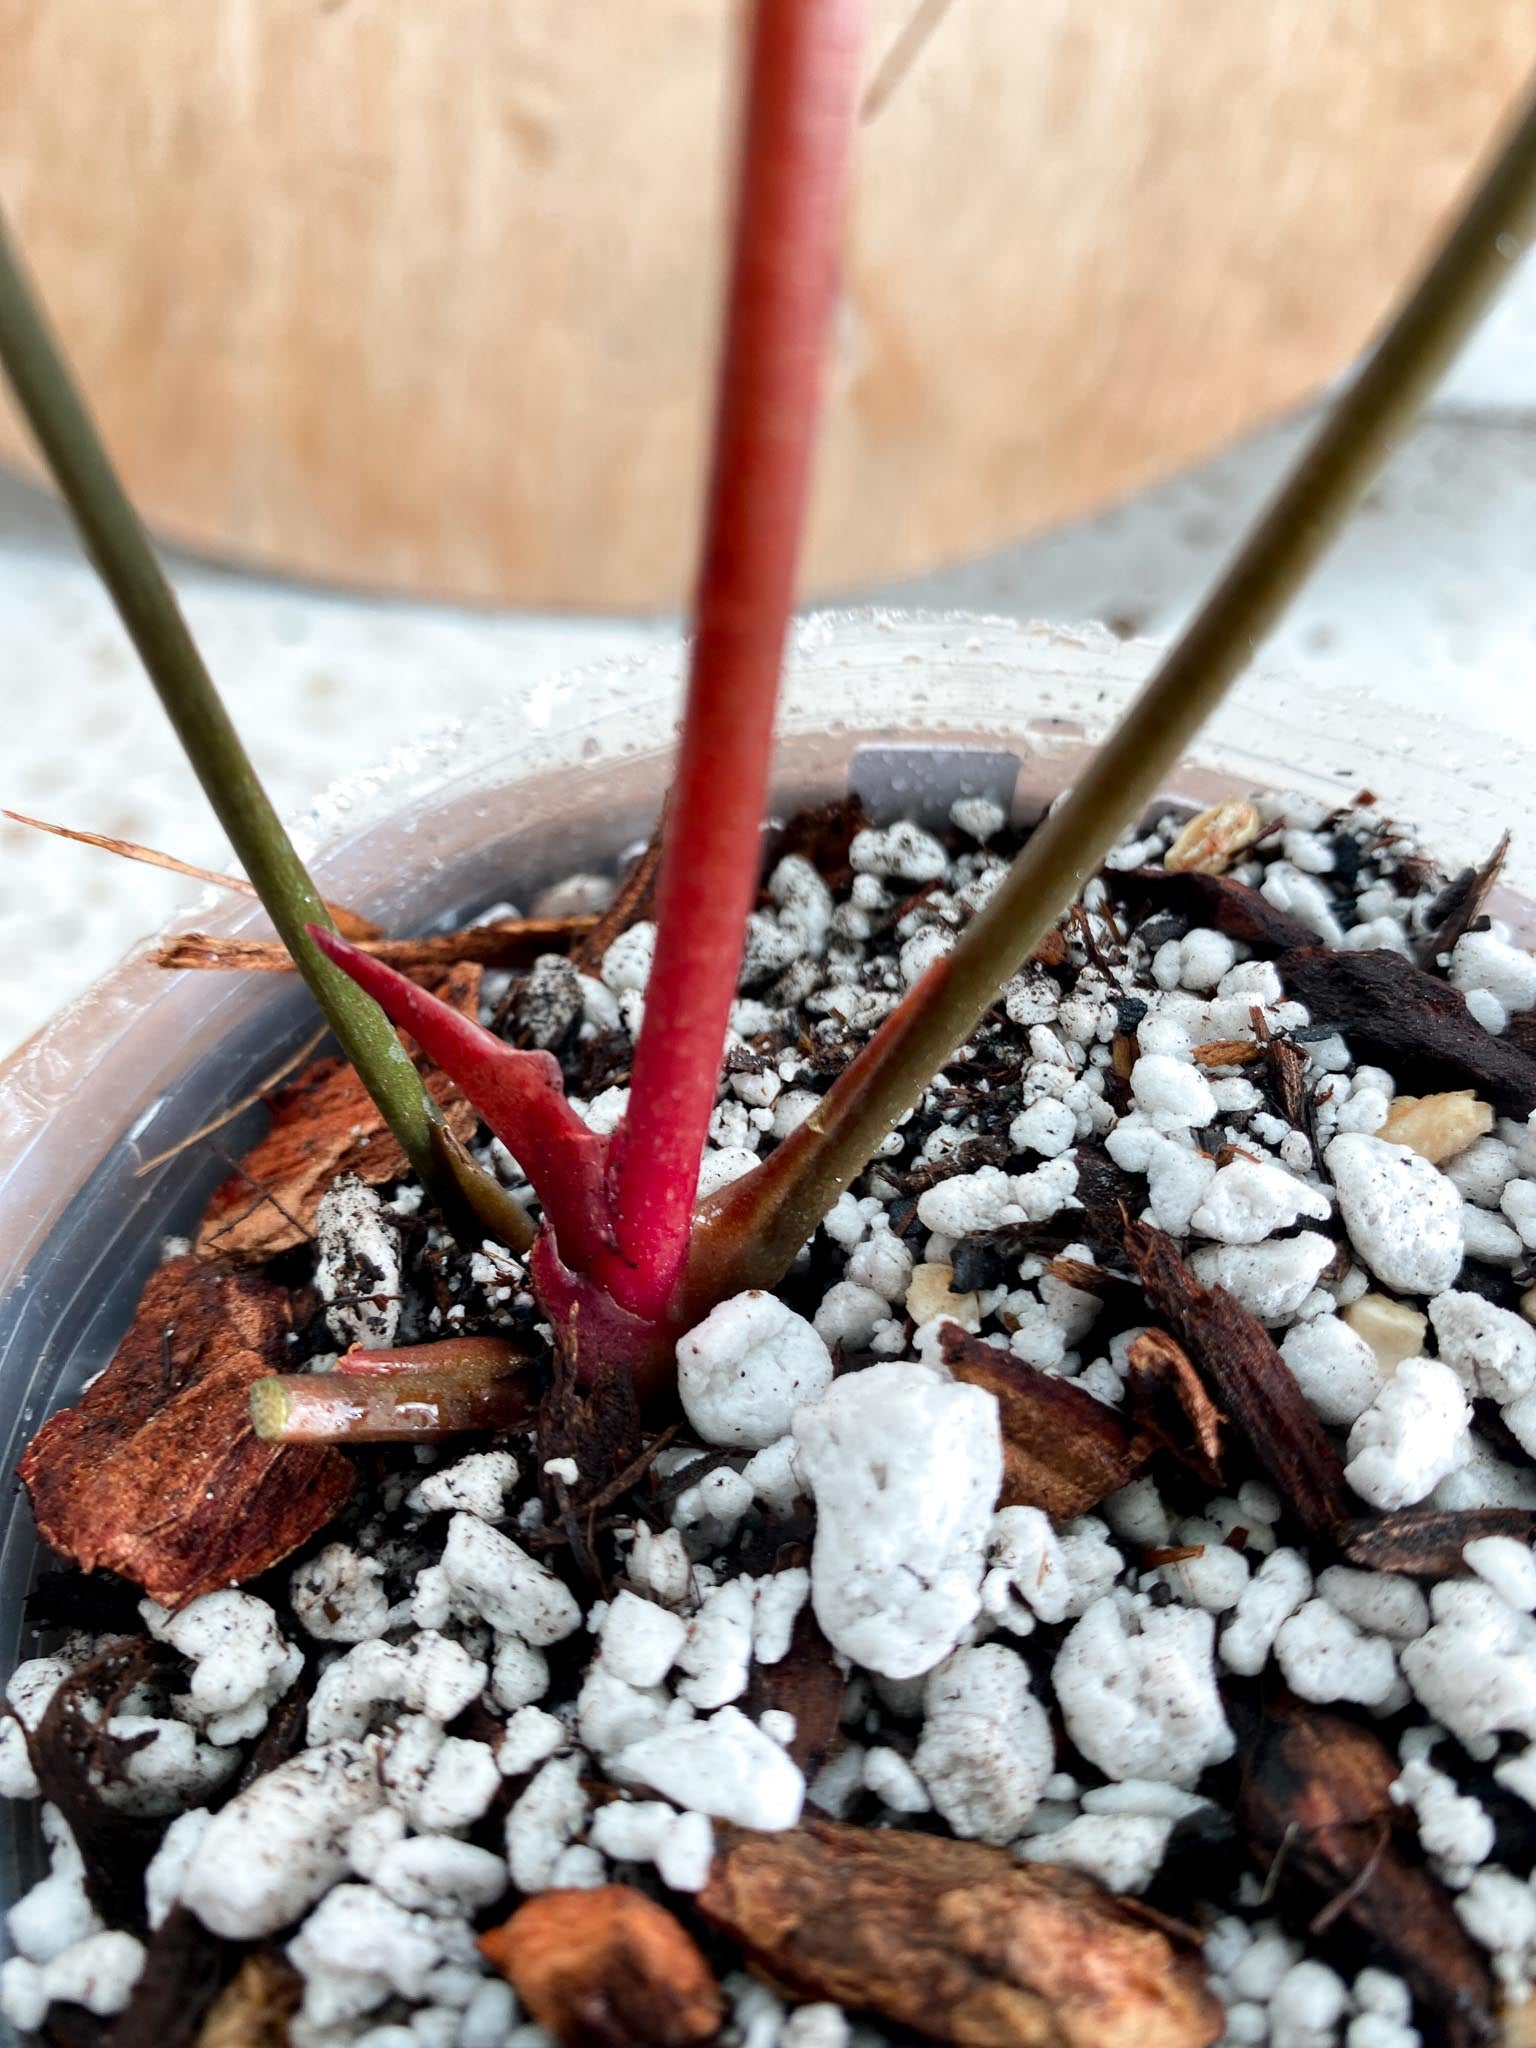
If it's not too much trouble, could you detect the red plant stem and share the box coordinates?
[251,1370,533,1443]
[605,0,863,1321]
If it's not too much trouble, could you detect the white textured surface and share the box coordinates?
[4,260,1536,1054]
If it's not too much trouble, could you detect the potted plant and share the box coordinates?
[2,8,1536,2044]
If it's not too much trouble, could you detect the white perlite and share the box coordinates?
[290,1544,391,1644]
[1054,1598,1234,1788]
[0,1932,145,2034]
[140,1590,302,1745]
[597,1589,689,1689]
[407,1448,519,1522]
[307,1632,487,1744]
[1401,1584,1536,1747]
[1429,1291,1536,1405]
[1189,1234,1335,1325]
[181,1740,385,1938]
[1345,1358,1472,1510]
[1325,1134,1464,1296]
[791,1363,1002,1677]
[314,1175,403,1349]
[1279,1317,1385,1428]
[616,1707,805,1830]
[437,1513,582,1643]
[913,1645,1053,1844]
[1190,1156,1332,1245]
[1018,1814,1173,1895]
[675,1291,833,1449]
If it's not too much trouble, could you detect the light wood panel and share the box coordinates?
[0,1,1531,608]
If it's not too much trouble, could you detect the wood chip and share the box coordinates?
[1124,1223,1352,1542]
[19,1257,353,1607]
[156,914,595,974]
[696,1819,1223,2048]
[1125,1329,1225,1486]
[940,1322,1149,1519]
[192,1953,300,2048]
[745,1604,847,1779]
[1190,1038,1265,1068]
[1421,832,1511,970]
[195,960,484,1259]
[1279,946,1536,1120]
[1234,1694,1495,2048]
[107,1905,234,2048]
[1338,1507,1536,1577]
[28,1639,167,1933]
[1130,868,1316,952]
[479,1885,724,2048]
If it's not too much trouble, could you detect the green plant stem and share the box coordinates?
[0,213,531,1252]
[691,74,1536,1298]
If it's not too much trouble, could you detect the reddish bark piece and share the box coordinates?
[1338,1506,1536,1577]
[1124,1223,1352,1543]
[195,960,485,1260]
[1235,1695,1496,2048]
[940,1322,1150,1519]
[696,1819,1223,2048]
[745,1604,847,1778]
[1125,1329,1225,1486]
[1129,868,1316,953]
[157,913,595,975]
[478,1886,724,2048]
[19,1256,352,1607]
[1278,946,1536,1119]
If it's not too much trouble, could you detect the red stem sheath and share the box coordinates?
[605,0,864,1320]
[308,926,621,1287]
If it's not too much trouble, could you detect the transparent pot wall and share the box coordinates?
[0,609,1528,1932]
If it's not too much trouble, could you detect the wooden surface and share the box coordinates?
[0,1,1532,610]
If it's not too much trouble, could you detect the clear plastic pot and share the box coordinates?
[0,607,1529,1945]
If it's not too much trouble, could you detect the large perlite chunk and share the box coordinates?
[1325,1134,1463,1297]
[792,1363,1002,1678]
